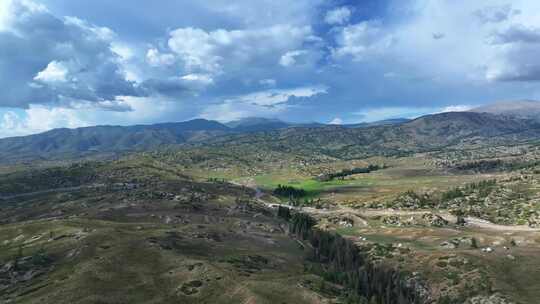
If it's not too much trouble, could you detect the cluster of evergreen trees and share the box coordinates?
[402,191,433,208]
[390,179,498,211]
[207,177,227,184]
[273,184,307,198]
[280,211,429,304]
[441,179,496,201]
[317,165,384,182]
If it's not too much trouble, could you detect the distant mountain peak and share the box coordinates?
[225,117,292,132]
[225,117,287,128]
[470,100,540,120]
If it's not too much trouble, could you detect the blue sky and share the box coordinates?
[1,0,540,137]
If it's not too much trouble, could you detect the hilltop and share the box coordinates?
[471,100,540,120]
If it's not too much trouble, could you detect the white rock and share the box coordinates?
[482,247,494,253]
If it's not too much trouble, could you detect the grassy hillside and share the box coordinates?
[0,119,230,162]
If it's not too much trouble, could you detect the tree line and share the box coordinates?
[454,159,540,173]
[316,164,385,182]
[273,184,307,199]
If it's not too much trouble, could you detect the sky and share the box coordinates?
[1,0,540,138]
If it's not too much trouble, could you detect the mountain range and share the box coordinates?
[0,116,407,162]
[1,100,540,163]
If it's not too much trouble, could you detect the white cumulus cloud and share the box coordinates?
[201,86,327,121]
[146,48,176,67]
[179,73,214,89]
[227,86,327,107]
[279,50,308,67]
[166,25,314,73]
[0,0,142,108]
[33,61,69,83]
[325,7,351,25]
[332,21,394,61]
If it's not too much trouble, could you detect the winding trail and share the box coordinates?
[462,216,540,232]
[234,178,540,233]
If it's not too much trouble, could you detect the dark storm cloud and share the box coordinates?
[474,4,520,24]
[486,25,540,82]
[490,24,540,44]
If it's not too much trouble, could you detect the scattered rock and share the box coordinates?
[440,241,457,250]
[481,247,494,253]
[187,263,204,271]
[422,213,449,227]
[382,215,402,226]
[179,280,203,295]
[466,294,513,304]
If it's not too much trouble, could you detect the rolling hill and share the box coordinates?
[0,119,230,162]
[200,112,540,160]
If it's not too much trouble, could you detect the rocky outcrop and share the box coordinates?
[465,294,514,304]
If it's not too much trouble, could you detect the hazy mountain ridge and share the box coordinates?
[191,112,540,163]
[470,100,540,120]
[225,117,293,132]
[343,118,411,128]
[1,112,539,163]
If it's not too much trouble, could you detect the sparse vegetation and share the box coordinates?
[2,111,540,303]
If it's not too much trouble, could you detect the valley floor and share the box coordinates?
[2,146,540,303]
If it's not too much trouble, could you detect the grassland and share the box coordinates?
[2,140,540,303]
[244,156,500,205]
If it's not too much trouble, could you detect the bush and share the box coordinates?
[31,248,51,266]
